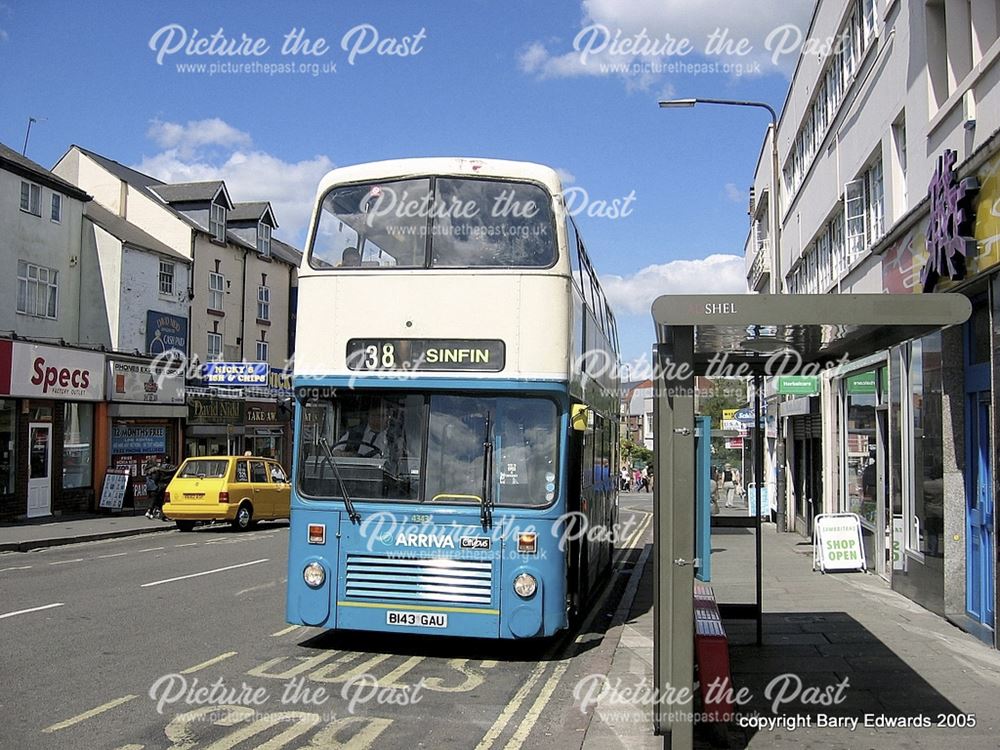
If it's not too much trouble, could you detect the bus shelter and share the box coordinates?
[651,293,971,748]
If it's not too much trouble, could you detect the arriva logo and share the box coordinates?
[394,532,456,548]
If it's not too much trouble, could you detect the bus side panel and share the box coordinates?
[286,504,341,627]
[500,518,568,638]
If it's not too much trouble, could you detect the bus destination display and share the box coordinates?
[346,339,505,372]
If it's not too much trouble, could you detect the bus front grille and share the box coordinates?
[344,555,493,606]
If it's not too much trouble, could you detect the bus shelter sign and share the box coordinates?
[813,513,867,573]
[347,338,505,372]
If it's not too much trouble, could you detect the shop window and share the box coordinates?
[844,371,878,526]
[908,333,944,556]
[63,403,94,489]
[0,400,15,494]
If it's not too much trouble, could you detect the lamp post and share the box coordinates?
[658,97,781,295]
[659,97,788,533]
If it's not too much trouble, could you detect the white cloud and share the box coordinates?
[0,29,8,43]
[147,118,252,159]
[136,119,333,244]
[724,182,746,204]
[601,253,747,316]
[519,0,815,86]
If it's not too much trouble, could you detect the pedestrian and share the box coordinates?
[644,465,654,493]
[144,455,175,519]
[620,466,630,492]
[722,463,741,508]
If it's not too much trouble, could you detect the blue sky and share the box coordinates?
[0,0,815,372]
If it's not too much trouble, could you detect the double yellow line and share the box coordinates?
[475,510,652,750]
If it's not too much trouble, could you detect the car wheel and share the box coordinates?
[232,503,253,531]
[176,520,195,532]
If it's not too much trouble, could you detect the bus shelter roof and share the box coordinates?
[651,293,972,373]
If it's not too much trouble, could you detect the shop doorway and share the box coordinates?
[965,300,993,630]
[27,423,52,518]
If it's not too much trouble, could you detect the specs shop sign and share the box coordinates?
[9,342,105,401]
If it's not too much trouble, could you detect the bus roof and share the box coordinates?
[314,157,565,198]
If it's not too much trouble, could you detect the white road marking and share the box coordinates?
[174,542,198,548]
[140,559,269,588]
[97,552,128,559]
[480,508,653,749]
[236,581,277,596]
[475,661,550,750]
[0,602,64,620]
[181,651,238,674]
[138,546,165,552]
[0,565,32,572]
[42,695,137,733]
[49,558,84,566]
[506,661,571,749]
[271,624,301,637]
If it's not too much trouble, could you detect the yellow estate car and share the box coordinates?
[163,456,290,532]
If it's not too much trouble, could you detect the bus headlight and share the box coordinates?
[303,562,326,588]
[513,572,537,598]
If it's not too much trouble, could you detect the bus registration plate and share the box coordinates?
[386,610,448,629]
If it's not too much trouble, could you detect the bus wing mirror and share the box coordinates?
[571,404,590,432]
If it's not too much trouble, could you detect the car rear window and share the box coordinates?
[178,460,229,478]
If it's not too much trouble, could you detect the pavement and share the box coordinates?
[0,510,173,552]
[583,494,1000,748]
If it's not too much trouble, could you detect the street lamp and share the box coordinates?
[658,97,781,295]
[659,96,788,533]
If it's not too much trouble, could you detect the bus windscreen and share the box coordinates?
[298,391,559,507]
[310,177,556,270]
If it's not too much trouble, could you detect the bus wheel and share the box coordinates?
[232,503,253,531]
[176,520,195,532]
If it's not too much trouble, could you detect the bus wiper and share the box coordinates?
[318,436,361,525]
[480,412,494,530]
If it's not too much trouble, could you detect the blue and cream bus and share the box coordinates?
[286,158,620,639]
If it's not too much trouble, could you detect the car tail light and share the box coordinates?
[163,491,170,503]
[219,491,229,503]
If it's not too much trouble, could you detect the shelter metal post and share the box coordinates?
[653,328,695,749]
[754,374,764,645]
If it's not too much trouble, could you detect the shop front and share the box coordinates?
[105,357,186,511]
[872,145,1000,640]
[0,340,104,519]
[776,375,823,537]
[244,400,291,469]
[185,395,245,457]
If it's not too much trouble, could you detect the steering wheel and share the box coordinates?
[357,441,384,458]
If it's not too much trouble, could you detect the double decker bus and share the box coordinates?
[287,158,620,639]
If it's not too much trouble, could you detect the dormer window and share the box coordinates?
[258,221,271,257]
[210,203,227,242]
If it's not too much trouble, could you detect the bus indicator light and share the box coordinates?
[308,524,326,544]
[517,532,537,554]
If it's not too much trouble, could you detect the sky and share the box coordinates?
[0,0,817,375]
